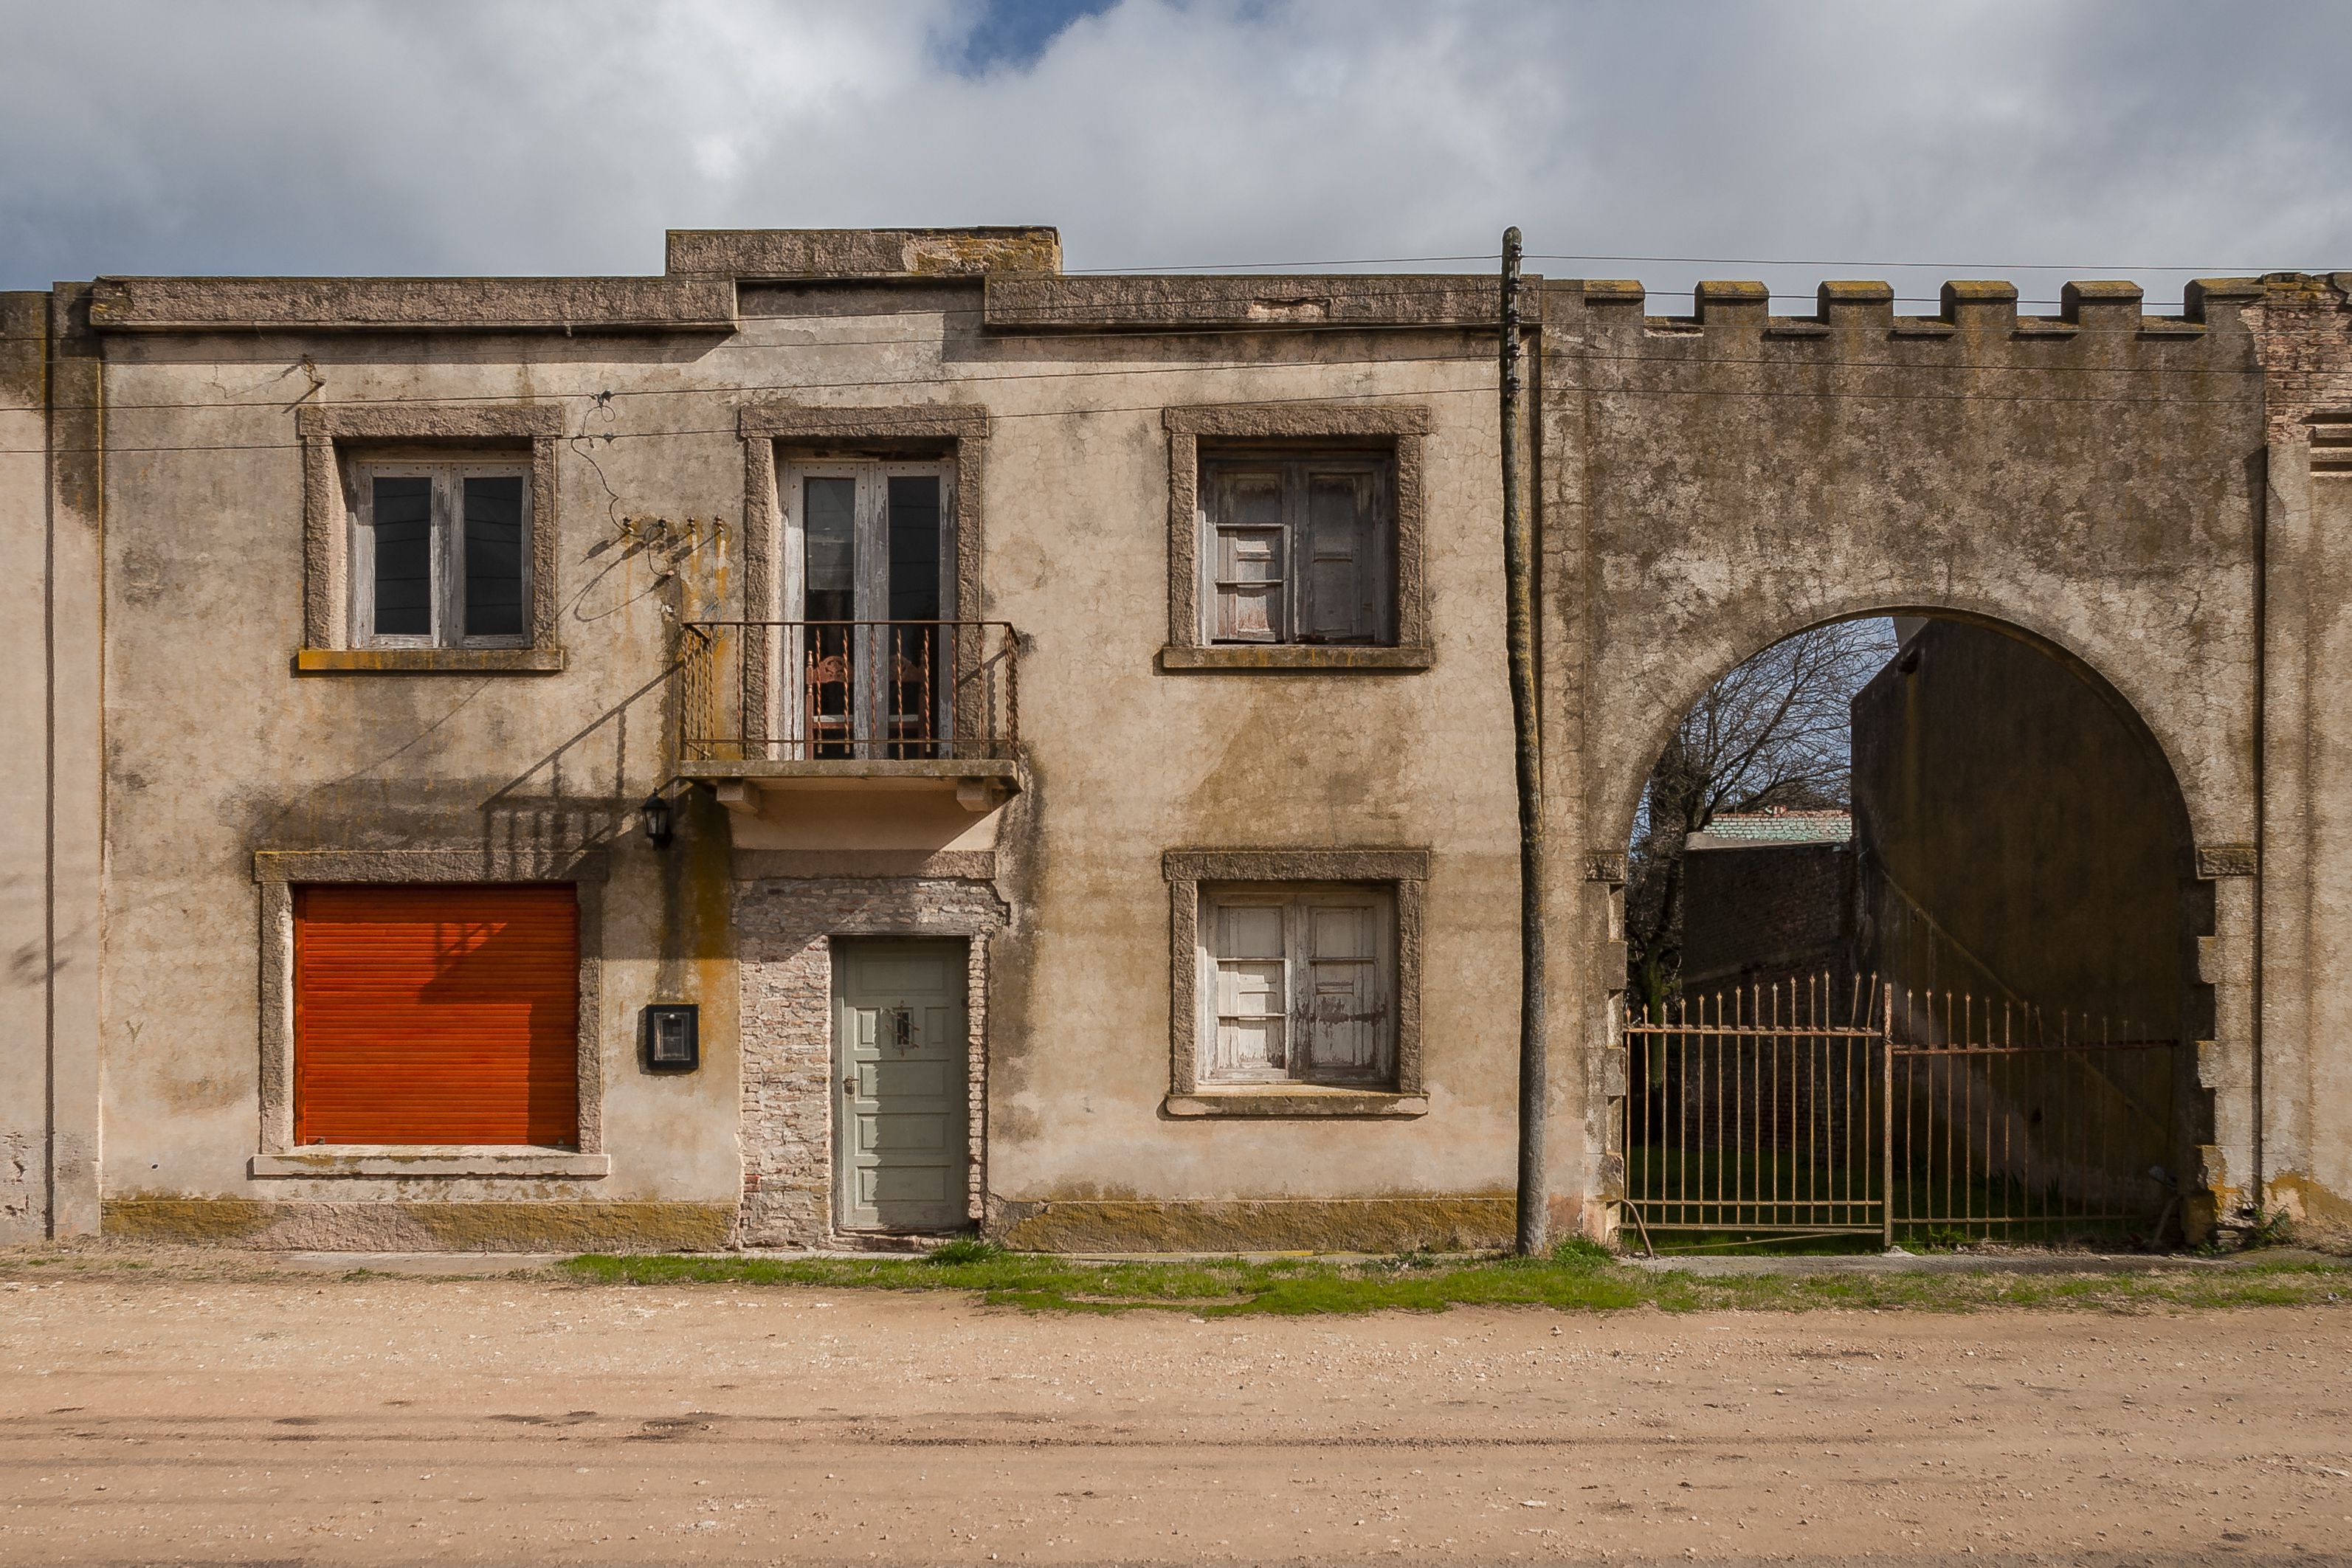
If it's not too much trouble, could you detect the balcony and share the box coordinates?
[675,621,1021,812]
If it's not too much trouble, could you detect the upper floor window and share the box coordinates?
[351,462,531,649]
[1198,449,1395,646]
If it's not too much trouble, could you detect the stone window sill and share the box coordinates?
[1158,644,1434,673]
[250,1148,609,1179]
[1164,1091,1427,1119]
[296,647,567,674]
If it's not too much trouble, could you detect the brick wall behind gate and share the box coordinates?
[735,877,1007,1248]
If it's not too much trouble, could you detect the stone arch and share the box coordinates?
[1596,597,2204,878]
[1582,593,2235,1233]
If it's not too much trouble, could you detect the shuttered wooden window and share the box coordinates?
[1202,884,1396,1088]
[351,462,531,649]
[1200,452,1391,646]
[293,884,580,1146]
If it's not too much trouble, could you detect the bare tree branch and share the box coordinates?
[1624,618,1898,1019]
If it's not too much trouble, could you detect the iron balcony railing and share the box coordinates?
[677,620,1018,764]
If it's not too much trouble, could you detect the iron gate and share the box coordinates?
[1619,975,2181,1248]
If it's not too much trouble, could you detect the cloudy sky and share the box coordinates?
[3,0,2347,307]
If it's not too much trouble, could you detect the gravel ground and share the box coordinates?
[1,1265,2347,1565]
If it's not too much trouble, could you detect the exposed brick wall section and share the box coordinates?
[2253,274,2352,441]
[734,877,1007,1249]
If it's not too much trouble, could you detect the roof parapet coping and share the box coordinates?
[981,272,1508,334]
[2059,280,2144,324]
[1579,280,1646,308]
[666,227,1061,280]
[1811,280,1896,329]
[1818,280,1895,305]
[2164,277,2263,329]
[1939,279,2019,330]
[1692,280,1769,324]
[86,274,736,335]
[2242,272,2352,303]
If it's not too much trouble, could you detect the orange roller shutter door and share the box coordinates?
[294,884,580,1146]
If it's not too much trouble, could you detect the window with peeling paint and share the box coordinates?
[1199,450,1393,645]
[348,461,531,649]
[1199,883,1397,1088]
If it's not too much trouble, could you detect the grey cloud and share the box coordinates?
[1,0,2345,304]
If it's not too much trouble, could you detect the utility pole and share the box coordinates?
[1500,227,1548,1257]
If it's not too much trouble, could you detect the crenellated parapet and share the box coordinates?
[1547,270,2279,438]
[1562,273,2266,347]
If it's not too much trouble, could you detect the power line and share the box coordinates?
[1066,254,1499,272]
[1525,253,2287,272]
[1063,249,2298,274]
[1072,250,2292,274]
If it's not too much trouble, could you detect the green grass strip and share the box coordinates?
[557,1243,2352,1316]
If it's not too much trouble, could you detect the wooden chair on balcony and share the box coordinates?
[805,648,854,757]
[886,645,939,758]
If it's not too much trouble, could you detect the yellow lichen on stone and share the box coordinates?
[996,1197,1516,1254]
[102,1198,274,1243]
[99,1199,734,1253]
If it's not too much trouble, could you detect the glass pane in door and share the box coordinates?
[803,477,858,756]
[804,477,858,623]
[886,476,944,758]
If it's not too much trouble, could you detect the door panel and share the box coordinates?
[834,940,969,1232]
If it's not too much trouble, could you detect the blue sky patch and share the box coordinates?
[945,0,1118,76]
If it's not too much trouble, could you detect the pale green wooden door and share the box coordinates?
[833,940,968,1232]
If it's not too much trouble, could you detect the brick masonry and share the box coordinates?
[2252,274,2352,439]
[734,877,1007,1248]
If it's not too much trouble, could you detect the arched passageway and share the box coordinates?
[1611,612,2208,1248]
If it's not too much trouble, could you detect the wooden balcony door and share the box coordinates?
[779,459,955,759]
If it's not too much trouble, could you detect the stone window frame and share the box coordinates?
[739,404,990,747]
[249,849,610,1178]
[1161,404,1434,672]
[296,404,565,674]
[1162,848,1430,1117]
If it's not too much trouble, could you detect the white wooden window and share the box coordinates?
[1199,452,1393,646]
[1200,883,1397,1088]
[348,461,531,649]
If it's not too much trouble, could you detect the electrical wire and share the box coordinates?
[1065,250,2293,274]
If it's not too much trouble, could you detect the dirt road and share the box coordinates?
[1,1271,2347,1564]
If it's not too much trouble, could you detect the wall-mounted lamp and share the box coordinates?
[639,790,675,849]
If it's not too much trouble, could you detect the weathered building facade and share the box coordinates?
[4,230,2348,1250]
